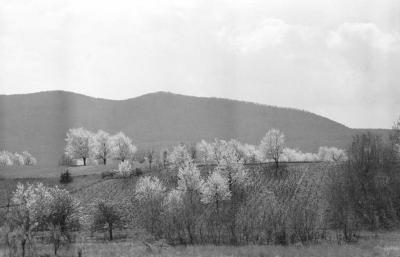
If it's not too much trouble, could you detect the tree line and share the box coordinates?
[0,151,37,168]
[63,127,346,172]
[63,128,136,166]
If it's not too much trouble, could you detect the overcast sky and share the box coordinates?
[0,0,399,128]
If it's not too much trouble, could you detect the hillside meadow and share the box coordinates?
[17,232,400,257]
[1,161,400,257]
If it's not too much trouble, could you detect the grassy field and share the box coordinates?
[6,232,399,257]
[0,164,119,178]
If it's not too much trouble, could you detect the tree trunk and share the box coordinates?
[103,158,107,165]
[83,157,87,166]
[109,223,113,241]
[54,240,59,256]
[21,239,26,257]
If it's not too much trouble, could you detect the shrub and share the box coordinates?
[60,169,73,184]
[235,188,279,244]
[116,161,132,178]
[327,132,400,241]
[134,168,143,176]
[101,170,115,179]
[135,176,165,202]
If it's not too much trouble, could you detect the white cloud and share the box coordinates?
[222,18,314,53]
[327,22,400,52]
[0,0,399,128]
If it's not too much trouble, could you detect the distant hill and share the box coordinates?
[0,91,386,166]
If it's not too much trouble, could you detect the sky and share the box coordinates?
[0,0,399,128]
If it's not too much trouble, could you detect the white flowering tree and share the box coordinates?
[281,148,319,162]
[110,132,137,162]
[242,144,259,164]
[116,161,132,178]
[228,139,246,163]
[162,188,186,241]
[45,186,81,255]
[259,129,285,169]
[0,151,13,168]
[200,170,231,243]
[22,151,37,166]
[12,152,25,166]
[135,176,165,234]
[165,162,203,243]
[177,161,204,192]
[318,146,347,162]
[92,130,111,165]
[163,189,184,213]
[167,144,192,172]
[196,140,213,164]
[65,127,93,166]
[9,183,81,256]
[211,139,239,165]
[201,171,231,205]
[10,183,50,257]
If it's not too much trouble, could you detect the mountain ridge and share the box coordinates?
[0,90,350,128]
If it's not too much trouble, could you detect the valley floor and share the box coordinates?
[3,232,399,257]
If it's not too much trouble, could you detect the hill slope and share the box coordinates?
[0,91,354,165]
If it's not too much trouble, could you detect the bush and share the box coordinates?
[149,164,330,245]
[327,132,400,242]
[115,161,132,178]
[101,171,115,179]
[134,168,143,176]
[60,169,73,184]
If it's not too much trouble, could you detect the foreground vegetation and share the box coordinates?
[3,231,400,257]
[1,118,399,257]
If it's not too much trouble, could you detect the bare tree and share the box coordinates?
[161,149,168,169]
[392,116,400,158]
[147,150,155,171]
